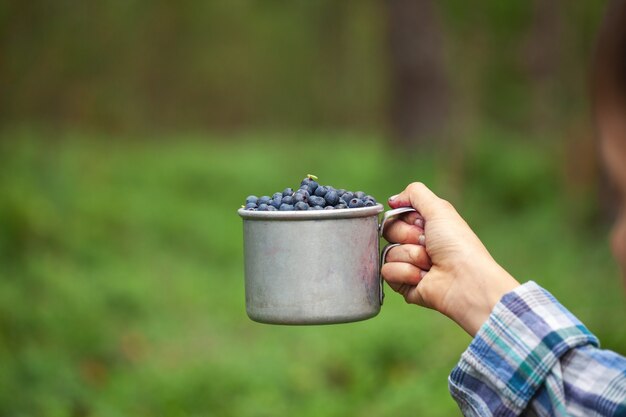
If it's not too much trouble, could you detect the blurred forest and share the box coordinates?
[0,1,604,139]
[1,1,625,417]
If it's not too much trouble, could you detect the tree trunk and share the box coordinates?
[521,0,562,134]
[385,0,449,149]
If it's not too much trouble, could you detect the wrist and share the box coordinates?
[453,261,520,336]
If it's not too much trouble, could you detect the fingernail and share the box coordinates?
[388,194,399,201]
[419,270,427,279]
[414,219,424,228]
[418,234,426,246]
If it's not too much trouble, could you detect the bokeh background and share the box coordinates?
[1,1,625,416]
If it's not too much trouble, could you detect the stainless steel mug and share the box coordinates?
[238,205,416,325]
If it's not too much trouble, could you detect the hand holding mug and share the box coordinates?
[381,182,520,336]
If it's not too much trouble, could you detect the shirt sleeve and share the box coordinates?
[448,281,626,417]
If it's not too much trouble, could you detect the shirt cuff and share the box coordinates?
[448,281,599,417]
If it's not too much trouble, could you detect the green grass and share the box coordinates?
[0,129,624,417]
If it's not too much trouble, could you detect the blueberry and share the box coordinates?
[244,178,378,212]
[295,201,309,210]
[270,196,282,209]
[341,192,354,203]
[315,185,328,197]
[301,178,319,194]
[308,195,326,207]
[349,198,364,208]
[293,192,308,203]
[308,181,318,194]
[324,190,339,206]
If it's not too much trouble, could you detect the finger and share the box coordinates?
[384,244,431,270]
[398,211,423,226]
[382,219,424,245]
[388,182,447,219]
[381,262,426,286]
[386,281,426,307]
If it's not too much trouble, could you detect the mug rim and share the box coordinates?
[238,203,384,220]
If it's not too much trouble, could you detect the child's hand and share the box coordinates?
[381,182,520,336]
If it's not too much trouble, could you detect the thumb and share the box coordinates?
[388,182,443,219]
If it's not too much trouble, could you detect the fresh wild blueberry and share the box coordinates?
[270,196,282,208]
[314,185,328,197]
[300,178,319,193]
[324,190,339,206]
[308,195,326,207]
[295,201,309,210]
[243,176,378,212]
[349,198,364,208]
[293,192,308,203]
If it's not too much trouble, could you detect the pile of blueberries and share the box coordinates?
[243,175,379,211]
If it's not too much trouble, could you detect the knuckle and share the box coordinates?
[407,182,425,194]
[407,245,422,265]
[437,198,454,211]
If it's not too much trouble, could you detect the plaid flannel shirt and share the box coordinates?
[449,281,626,416]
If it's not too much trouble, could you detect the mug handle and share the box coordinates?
[377,207,418,305]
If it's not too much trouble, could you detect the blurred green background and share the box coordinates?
[1,1,625,416]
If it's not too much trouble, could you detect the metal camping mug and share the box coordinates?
[238,205,416,324]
